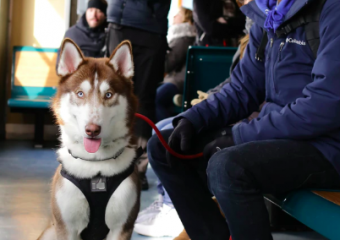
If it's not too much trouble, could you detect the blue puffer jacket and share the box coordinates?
[177,0,340,175]
[107,0,171,35]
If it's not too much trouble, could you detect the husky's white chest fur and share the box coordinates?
[38,39,140,240]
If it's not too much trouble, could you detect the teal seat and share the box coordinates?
[8,87,56,109]
[7,46,58,109]
[182,46,238,111]
[266,190,340,239]
[8,96,52,109]
[7,46,59,146]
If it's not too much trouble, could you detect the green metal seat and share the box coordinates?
[182,46,238,111]
[7,46,59,146]
[7,87,56,109]
[7,46,58,109]
[266,190,340,239]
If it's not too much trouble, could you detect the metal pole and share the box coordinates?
[64,0,71,30]
[0,0,12,140]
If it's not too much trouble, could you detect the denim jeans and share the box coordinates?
[148,129,340,240]
[153,117,174,205]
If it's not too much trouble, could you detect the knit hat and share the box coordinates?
[88,0,107,15]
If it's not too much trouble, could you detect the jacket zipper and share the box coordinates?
[279,41,285,61]
[269,38,277,94]
[273,41,286,93]
[266,38,274,99]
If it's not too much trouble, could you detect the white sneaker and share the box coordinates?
[135,195,164,223]
[134,200,184,237]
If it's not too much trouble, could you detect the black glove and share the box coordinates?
[203,135,235,161]
[166,118,195,166]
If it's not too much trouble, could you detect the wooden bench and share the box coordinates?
[7,46,59,147]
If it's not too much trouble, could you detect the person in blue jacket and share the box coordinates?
[148,0,340,239]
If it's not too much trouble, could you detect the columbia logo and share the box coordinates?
[286,38,306,46]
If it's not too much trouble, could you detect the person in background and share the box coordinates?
[191,2,253,105]
[155,7,196,122]
[193,0,245,46]
[133,8,196,238]
[56,0,107,68]
[169,0,247,110]
[106,0,170,190]
[134,4,254,238]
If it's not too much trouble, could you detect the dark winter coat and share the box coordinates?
[193,0,245,46]
[107,0,171,35]
[176,0,340,175]
[56,14,107,69]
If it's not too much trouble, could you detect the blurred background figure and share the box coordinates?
[106,0,171,190]
[193,0,245,46]
[56,0,108,68]
[134,1,252,238]
[156,7,196,122]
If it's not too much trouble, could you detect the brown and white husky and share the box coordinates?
[38,39,140,240]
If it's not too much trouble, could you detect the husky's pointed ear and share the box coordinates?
[109,41,134,79]
[57,38,84,77]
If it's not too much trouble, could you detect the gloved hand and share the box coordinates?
[203,135,235,161]
[166,118,195,166]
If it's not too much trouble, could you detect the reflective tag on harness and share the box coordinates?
[91,177,107,192]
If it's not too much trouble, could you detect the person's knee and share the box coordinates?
[156,84,168,104]
[207,147,249,195]
[147,134,162,163]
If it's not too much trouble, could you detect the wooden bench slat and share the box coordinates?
[312,191,340,206]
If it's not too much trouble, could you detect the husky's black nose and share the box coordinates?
[85,124,101,137]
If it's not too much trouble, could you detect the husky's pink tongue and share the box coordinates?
[84,138,102,153]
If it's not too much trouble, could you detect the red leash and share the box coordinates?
[135,113,203,159]
[135,113,232,240]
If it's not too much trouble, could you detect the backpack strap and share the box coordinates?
[304,0,327,58]
[276,0,327,58]
[255,29,268,61]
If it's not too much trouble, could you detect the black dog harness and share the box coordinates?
[60,163,135,240]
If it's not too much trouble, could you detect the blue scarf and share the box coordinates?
[256,0,296,32]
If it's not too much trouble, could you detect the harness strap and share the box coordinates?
[60,163,135,240]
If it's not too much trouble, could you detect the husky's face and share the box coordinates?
[53,39,137,160]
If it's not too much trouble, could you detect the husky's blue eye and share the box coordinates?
[77,91,84,98]
[105,92,113,99]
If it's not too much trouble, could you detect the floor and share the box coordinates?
[0,140,328,240]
